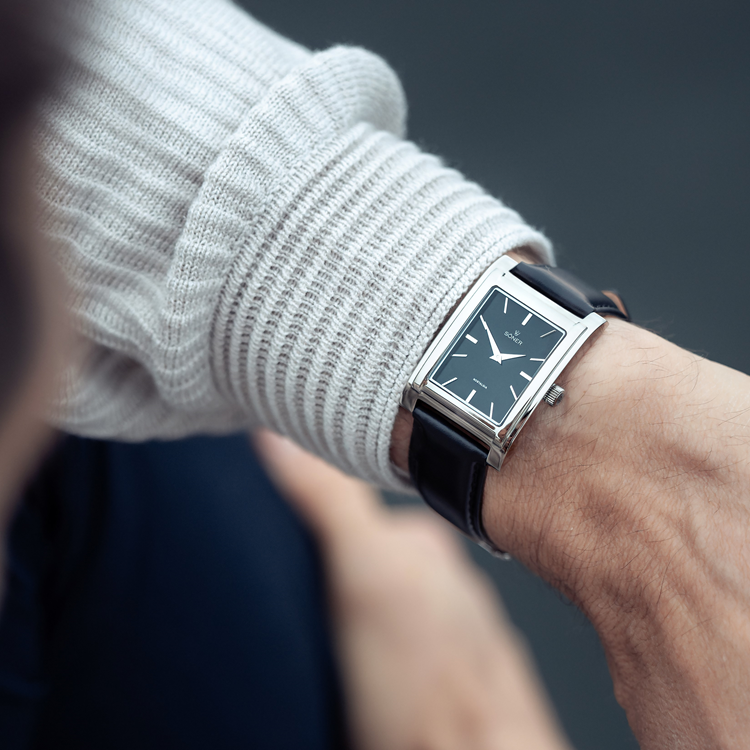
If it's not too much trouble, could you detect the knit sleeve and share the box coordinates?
[37,0,552,490]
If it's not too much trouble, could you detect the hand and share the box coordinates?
[254,430,573,750]
[391,317,750,749]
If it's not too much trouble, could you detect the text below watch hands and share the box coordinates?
[480,315,503,363]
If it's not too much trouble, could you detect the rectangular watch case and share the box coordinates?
[401,255,606,471]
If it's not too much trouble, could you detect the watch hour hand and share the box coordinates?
[496,352,525,361]
[480,315,503,364]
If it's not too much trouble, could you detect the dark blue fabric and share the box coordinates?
[0,434,346,750]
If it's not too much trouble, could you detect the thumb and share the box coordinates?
[252,430,386,550]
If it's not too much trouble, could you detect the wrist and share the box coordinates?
[483,319,671,587]
[481,319,693,598]
[485,318,750,745]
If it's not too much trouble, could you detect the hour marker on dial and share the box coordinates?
[452,353,467,357]
[489,402,494,420]
[503,296,508,314]
[540,330,555,338]
[520,371,532,381]
[466,389,477,404]
[441,377,457,386]
[522,313,532,326]
[466,334,478,344]
[510,385,518,400]
[530,358,545,362]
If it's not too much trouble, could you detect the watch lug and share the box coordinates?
[487,442,505,471]
[401,385,419,412]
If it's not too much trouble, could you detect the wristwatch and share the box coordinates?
[401,255,630,556]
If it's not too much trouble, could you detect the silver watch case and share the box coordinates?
[401,255,606,471]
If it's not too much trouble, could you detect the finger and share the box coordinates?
[252,430,386,548]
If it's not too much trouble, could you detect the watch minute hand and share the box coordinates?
[480,315,503,363]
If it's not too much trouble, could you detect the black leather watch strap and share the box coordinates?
[408,402,498,550]
[510,262,629,320]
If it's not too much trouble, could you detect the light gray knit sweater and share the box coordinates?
[36,0,552,490]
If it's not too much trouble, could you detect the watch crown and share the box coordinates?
[543,384,565,407]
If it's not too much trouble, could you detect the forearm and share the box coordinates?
[393,318,750,747]
[542,324,750,749]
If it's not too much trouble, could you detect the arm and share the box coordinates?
[393,317,750,749]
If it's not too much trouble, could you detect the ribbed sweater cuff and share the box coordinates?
[39,0,551,489]
[205,52,552,489]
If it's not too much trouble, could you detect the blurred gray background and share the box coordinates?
[239,1,750,748]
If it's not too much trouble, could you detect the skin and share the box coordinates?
[391,314,750,749]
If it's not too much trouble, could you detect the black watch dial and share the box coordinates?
[429,288,564,425]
